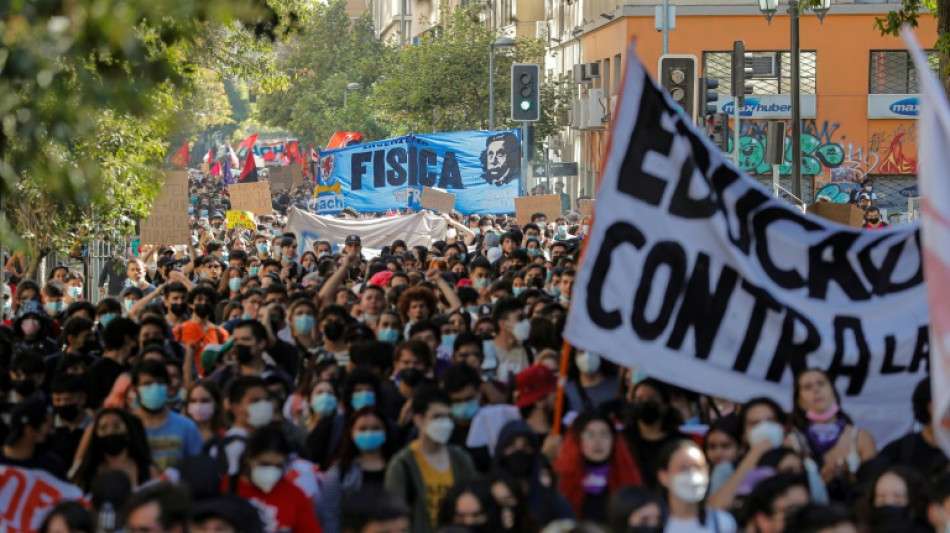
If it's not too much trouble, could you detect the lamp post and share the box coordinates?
[489,37,516,130]
[343,82,362,112]
[757,0,831,204]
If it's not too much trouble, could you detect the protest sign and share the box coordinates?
[140,171,190,245]
[229,181,272,216]
[226,210,257,230]
[268,164,300,191]
[287,207,446,255]
[515,194,562,224]
[420,187,456,213]
[0,465,84,532]
[564,45,928,446]
[315,130,521,215]
[579,199,594,218]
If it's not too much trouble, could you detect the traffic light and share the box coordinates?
[511,63,541,122]
[658,55,697,122]
[698,77,719,122]
[731,41,754,108]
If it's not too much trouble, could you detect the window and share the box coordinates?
[869,50,939,94]
[614,53,622,92]
[604,58,611,98]
[702,51,817,96]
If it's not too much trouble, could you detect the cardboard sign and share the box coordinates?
[226,210,257,230]
[229,181,272,216]
[140,171,190,245]
[579,199,594,218]
[268,164,301,191]
[420,187,456,213]
[515,194,562,224]
[807,201,865,228]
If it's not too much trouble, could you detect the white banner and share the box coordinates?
[718,94,817,119]
[565,45,928,446]
[906,31,950,456]
[0,465,84,532]
[868,94,920,119]
[286,208,448,256]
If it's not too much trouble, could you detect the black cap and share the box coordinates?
[7,398,48,444]
[157,256,176,268]
[345,234,361,245]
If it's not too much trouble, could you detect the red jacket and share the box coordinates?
[224,476,322,533]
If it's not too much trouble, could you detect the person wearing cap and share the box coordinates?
[0,397,67,479]
[119,286,144,317]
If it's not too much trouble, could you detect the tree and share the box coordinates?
[371,8,571,152]
[255,0,392,146]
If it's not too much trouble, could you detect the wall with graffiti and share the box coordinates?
[868,121,918,175]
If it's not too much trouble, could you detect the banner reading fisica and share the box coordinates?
[565,45,929,446]
[315,130,522,215]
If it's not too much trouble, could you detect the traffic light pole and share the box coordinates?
[789,0,802,203]
[521,122,529,197]
[733,98,740,166]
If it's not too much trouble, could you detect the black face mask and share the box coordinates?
[80,338,101,355]
[869,505,911,528]
[398,368,425,388]
[234,344,255,365]
[169,303,188,317]
[632,401,662,425]
[11,379,37,398]
[867,218,880,224]
[628,527,662,533]
[193,303,214,320]
[500,449,534,478]
[323,321,345,342]
[100,433,130,456]
[54,403,81,421]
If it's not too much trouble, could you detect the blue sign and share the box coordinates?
[889,97,919,117]
[316,130,522,215]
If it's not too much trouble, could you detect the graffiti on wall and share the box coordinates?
[869,123,918,175]
[730,120,880,180]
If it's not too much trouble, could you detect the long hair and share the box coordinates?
[332,407,396,473]
[555,411,642,518]
[789,369,852,434]
[657,439,710,525]
[436,480,501,530]
[72,408,154,491]
[186,380,227,435]
[484,470,541,533]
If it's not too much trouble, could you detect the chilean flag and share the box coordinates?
[239,151,258,182]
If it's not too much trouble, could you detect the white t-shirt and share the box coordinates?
[664,510,737,533]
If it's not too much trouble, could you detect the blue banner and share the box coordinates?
[314,130,522,215]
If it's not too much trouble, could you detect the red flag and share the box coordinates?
[286,140,302,163]
[309,143,319,162]
[236,133,259,156]
[171,141,189,169]
[326,131,364,151]
[239,151,258,182]
[210,161,221,176]
[263,151,277,162]
[203,147,214,164]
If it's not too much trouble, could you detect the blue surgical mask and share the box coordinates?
[293,314,315,335]
[378,328,399,343]
[188,206,194,214]
[353,430,387,452]
[512,287,525,297]
[441,333,457,350]
[67,286,82,299]
[99,313,117,327]
[473,278,490,290]
[228,278,242,292]
[310,393,338,416]
[45,301,64,314]
[200,209,209,217]
[123,299,135,312]
[466,306,480,315]
[256,243,269,254]
[249,266,260,277]
[451,399,480,420]
[351,391,376,410]
[138,383,168,411]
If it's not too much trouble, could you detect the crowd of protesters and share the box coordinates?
[0,168,944,533]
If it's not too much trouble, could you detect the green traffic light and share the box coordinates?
[520,100,531,111]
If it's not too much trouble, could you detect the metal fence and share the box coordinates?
[703,50,818,96]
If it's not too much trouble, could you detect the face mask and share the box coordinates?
[228,278,242,292]
[575,352,601,374]
[188,206,194,214]
[748,420,785,448]
[869,505,911,527]
[310,393,338,416]
[193,303,214,320]
[187,402,216,422]
[867,217,880,224]
[512,287,525,297]
[288,314,314,336]
[378,328,399,343]
[168,303,187,317]
[246,399,274,427]
[234,344,256,365]
[351,390,376,410]
[551,286,561,297]
[467,306,480,315]
[66,286,83,299]
[451,399,480,420]
[256,243,269,254]
[123,300,135,312]
[353,430,387,452]
[441,333,457,350]
[670,470,709,503]
[200,210,209,217]
[99,313,117,327]
[512,319,531,342]
[473,278,490,290]
[323,321,345,341]
[249,266,261,277]
[501,450,533,477]
[250,465,283,493]
[54,403,80,421]
[865,185,873,192]
[11,379,37,397]
[191,197,199,204]
[138,383,168,412]
[20,318,41,336]
[424,417,455,444]
[318,252,330,260]
[633,401,662,425]
[100,433,130,456]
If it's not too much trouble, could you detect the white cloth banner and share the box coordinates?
[906,30,950,456]
[286,208,448,256]
[0,465,84,532]
[565,44,929,446]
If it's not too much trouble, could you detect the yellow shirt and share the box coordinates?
[411,440,454,528]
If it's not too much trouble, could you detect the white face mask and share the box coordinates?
[250,465,283,493]
[424,417,455,444]
[670,470,709,503]
[512,319,531,342]
[575,352,601,375]
[246,400,274,428]
[747,420,785,448]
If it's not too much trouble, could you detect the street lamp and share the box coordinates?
[489,37,516,130]
[757,0,831,204]
[343,82,362,111]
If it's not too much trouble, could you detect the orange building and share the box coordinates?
[571,3,936,215]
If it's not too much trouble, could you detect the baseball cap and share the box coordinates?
[157,256,176,268]
[7,398,49,444]
[515,365,558,408]
[345,234,361,245]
